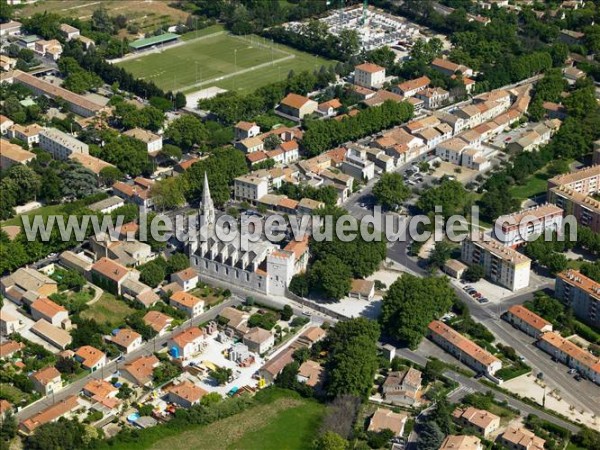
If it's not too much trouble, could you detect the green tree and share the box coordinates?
[313,431,348,450]
[150,177,187,210]
[373,173,411,210]
[165,115,208,150]
[428,240,454,269]
[139,259,167,288]
[281,304,293,321]
[99,166,123,186]
[167,252,190,275]
[417,421,445,450]
[0,411,17,443]
[309,255,352,301]
[152,361,181,384]
[463,265,485,282]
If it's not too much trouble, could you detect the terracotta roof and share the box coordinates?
[261,347,294,376]
[506,305,551,332]
[356,62,385,73]
[244,327,273,344]
[0,399,12,415]
[548,165,599,188]
[453,406,500,430]
[143,311,173,333]
[501,426,545,450]
[235,121,257,131]
[123,127,161,143]
[278,197,299,210]
[83,379,117,399]
[0,340,25,358]
[30,366,61,385]
[170,291,203,309]
[69,153,114,175]
[172,327,203,348]
[396,76,430,93]
[20,396,79,433]
[429,321,501,367]
[279,140,299,152]
[0,139,36,166]
[298,360,324,387]
[368,408,408,435]
[166,380,207,403]
[299,326,326,344]
[283,236,309,260]
[10,123,43,137]
[172,267,198,282]
[91,257,129,283]
[122,355,159,385]
[431,58,468,73]
[246,151,268,163]
[111,328,141,348]
[280,93,313,110]
[74,345,105,369]
[350,279,375,297]
[539,332,600,373]
[440,435,482,450]
[363,90,404,107]
[31,297,67,319]
[318,98,342,110]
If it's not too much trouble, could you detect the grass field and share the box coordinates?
[1,203,65,227]
[509,173,550,201]
[117,31,334,94]
[80,292,135,327]
[145,394,324,450]
[16,1,189,36]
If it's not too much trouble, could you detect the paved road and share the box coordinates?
[395,348,581,434]
[16,297,241,422]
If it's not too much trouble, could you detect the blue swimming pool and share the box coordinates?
[127,412,140,423]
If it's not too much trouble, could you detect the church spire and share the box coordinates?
[201,172,215,227]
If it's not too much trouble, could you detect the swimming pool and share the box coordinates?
[127,412,140,423]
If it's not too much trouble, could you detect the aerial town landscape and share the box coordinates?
[0,0,600,449]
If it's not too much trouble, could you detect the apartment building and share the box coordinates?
[494,203,564,247]
[14,70,105,117]
[436,138,468,165]
[537,332,600,384]
[504,305,553,338]
[461,236,531,291]
[555,270,600,329]
[392,75,430,97]
[548,165,600,232]
[354,63,386,89]
[234,173,269,203]
[428,321,502,376]
[39,128,89,160]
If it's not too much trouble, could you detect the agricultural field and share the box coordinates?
[117,31,334,94]
[15,0,189,36]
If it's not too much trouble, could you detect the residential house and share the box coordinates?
[295,326,326,348]
[60,23,80,40]
[317,98,342,117]
[30,366,62,395]
[143,311,173,336]
[504,305,553,338]
[87,196,125,214]
[219,306,250,336]
[110,328,143,354]
[461,236,531,291]
[1,309,20,335]
[0,55,17,71]
[452,406,500,437]
[297,360,324,388]
[90,257,133,295]
[234,121,260,140]
[436,138,468,165]
[563,67,585,85]
[8,123,43,148]
[0,400,12,416]
[68,153,115,176]
[168,327,204,362]
[236,136,264,154]
[30,297,70,329]
[559,29,585,45]
[19,396,80,435]
[1,268,57,305]
[166,380,207,408]
[90,234,154,268]
[367,408,408,437]
[354,63,386,89]
[82,379,119,409]
[0,115,14,135]
[170,291,204,317]
[440,435,483,450]
[58,251,93,275]
[74,345,107,372]
[31,319,72,349]
[0,139,35,169]
[0,340,24,358]
[259,347,294,384]
[121,355,159,386]
[428,321,502,376]
[112,177,154,211]
[234,173,270,203]
[170,268,199,292]
[537,331,600,384]
[431,58,473,77]
[0,20,22,37]
[278,93,318,120]
[555,269,600,330]
[382,368,423,406]
[123,128,163,154]
[243,327,274,354]
[415,87,449,109]
[362,89,404,108]
[34,39,63,60]
[499,426,545,450]
[393,76,430,97]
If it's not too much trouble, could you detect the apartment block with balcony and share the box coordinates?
[555,270,600,330]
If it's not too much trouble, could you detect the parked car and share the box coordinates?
[574,374,582,381]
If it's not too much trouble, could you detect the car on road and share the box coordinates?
[479,297,489,304]
[537,372,544,379]
[574,374,582,381]
[568,368,577,375]
[463,286,473,291]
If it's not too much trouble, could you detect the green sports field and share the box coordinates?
[117,31,334,94]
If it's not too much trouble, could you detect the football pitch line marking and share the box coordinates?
[176,53,296,93]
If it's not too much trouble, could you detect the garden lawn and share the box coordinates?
[0,383,30,404]
[80,292,135,327]
[144,395,325,450]
[509,172,550,201]
[1,203,65,227]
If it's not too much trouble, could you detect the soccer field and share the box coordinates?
[117,32,335,94]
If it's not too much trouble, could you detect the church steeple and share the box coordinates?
[201,172,215,226]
